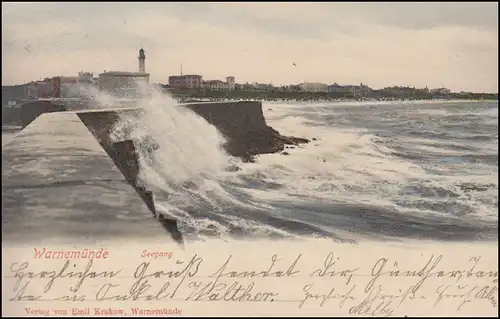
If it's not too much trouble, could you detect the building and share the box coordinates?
[26,76,78,98]
[96,49,150,97]
[34,73,99,98]
[203,80,226,91]
[226,76,235,90]
[252,83,274,91]
[168,75,203,89]
[328,82,373,98]
[57,76,79,98]
[352,83,372,98]
[299,82,328,92]
[26,79,54,98]
[202,76,236,91]
[45,75,98,98]
[77,72,93,84]
[327,83,350,93]
[73,72,99,98]
[98,71,150,98]
[430,88,451,95]
[241,83,255,91]
[167,74,235,91]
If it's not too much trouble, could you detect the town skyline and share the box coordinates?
[2,2,498,93]
[5,61,496,95]
[7,70,462,95]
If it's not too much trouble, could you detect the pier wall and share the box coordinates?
[19,100,309,161]
[3,100,309,243]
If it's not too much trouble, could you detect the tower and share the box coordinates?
[138,48,146,73]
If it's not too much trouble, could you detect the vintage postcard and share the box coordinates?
[2,2,498,317]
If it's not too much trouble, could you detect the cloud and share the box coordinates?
[1,2,497,92]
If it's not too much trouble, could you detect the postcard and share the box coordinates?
[2,2,498,317]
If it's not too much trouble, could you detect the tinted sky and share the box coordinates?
[2,2,498,92]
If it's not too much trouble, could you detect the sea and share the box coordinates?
[2,98,498,243]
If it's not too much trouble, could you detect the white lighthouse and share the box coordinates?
[138,48,146,73]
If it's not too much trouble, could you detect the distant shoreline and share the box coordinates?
[174,96,499,104]
[164,88,498,103]
[2,84,497,106]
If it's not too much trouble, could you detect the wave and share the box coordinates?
[101,89,497,243]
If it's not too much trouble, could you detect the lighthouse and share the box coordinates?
[138,48,146,73]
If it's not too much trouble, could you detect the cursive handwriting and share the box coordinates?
[434,284,498,310]
[299,283,356,308]
[186,280,279,302]
[132,255,202,299]
[10,259,120,294]
[96,282,172,301]
[366,255,498,295]
[309,252,359,285]
[209,254,301,279]
[4,252,498,316]
[349,285,395,317]
[366,254,442,293]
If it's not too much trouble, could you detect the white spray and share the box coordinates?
[107,85,236,204]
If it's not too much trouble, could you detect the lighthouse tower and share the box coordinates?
[138,48,146,73]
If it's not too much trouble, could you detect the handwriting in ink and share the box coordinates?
[187,256,283,302]
[365,254,442,294]
[132,254,202,299]
[434,284,498,311]
[10,259,120,294]
[4,251,498,314]
[209,254,301,279]
[349,285,395,317]
[299,283,356,308]
[309,252,359,285]
[95,281,171,301]
[185,279,279,302]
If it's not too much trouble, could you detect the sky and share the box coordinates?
[2,2,498,93]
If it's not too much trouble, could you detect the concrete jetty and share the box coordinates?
[2,99,310,244]
[1,112,168,244]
